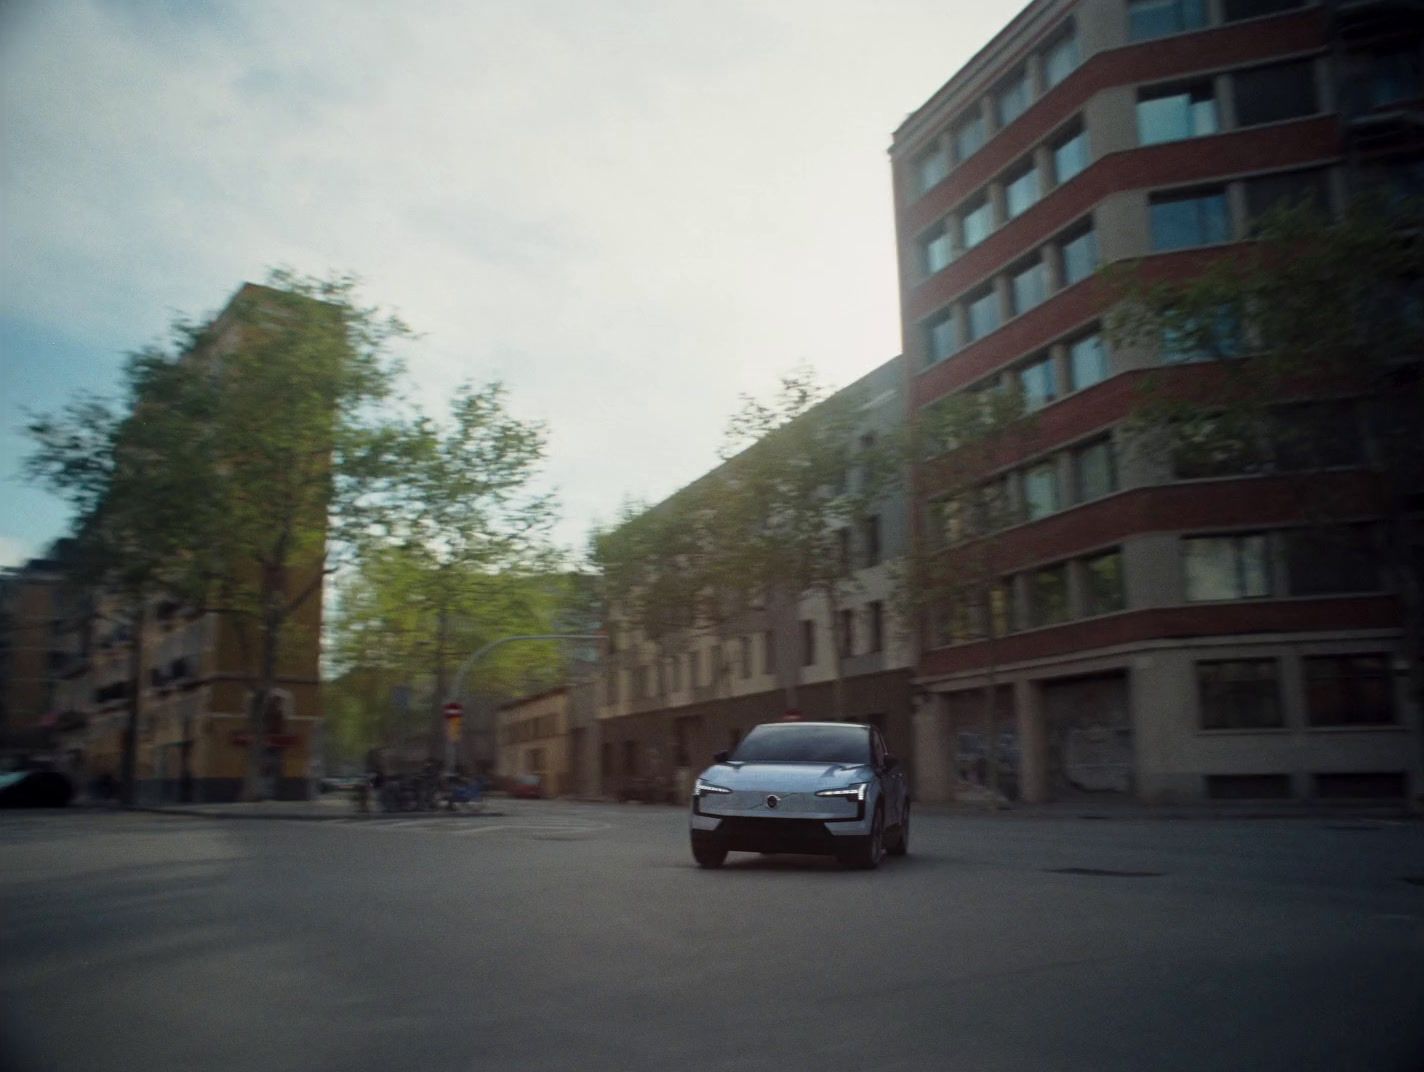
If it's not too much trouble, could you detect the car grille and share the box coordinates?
[697,790,858,821]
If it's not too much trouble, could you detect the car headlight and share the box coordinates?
[694,779,732,797]
[815,782,868,801]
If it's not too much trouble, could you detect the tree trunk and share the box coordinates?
[119,599,145,808]
[981,583,1001,812]
[242,604,284,801]
[433,603,450,764]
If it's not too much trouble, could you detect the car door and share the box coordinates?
[873,728,907,824]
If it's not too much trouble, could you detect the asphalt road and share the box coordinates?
[2,803,1423,1072]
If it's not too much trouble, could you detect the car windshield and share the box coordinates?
[730,724,871,765]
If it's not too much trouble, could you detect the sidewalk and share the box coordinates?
[122,795,508,822]
[913,799,1420,822]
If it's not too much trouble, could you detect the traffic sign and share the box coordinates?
[442,700,463,720]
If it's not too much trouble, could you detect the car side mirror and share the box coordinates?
[713,750,730,764]
[882,755,899,772]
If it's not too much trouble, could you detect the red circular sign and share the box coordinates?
[442,701,463,719]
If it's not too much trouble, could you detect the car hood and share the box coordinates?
[698,761,871,792]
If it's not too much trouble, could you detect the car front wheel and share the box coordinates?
[839,804,885,870]
[691,837,727,869]
[888,803,909,857]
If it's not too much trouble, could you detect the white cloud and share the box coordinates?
[1,0,1023,556]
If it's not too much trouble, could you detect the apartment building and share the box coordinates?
[596,357,915,800]
[892,0,1422,804]
[0,552,86,765]
[51,284,329,802]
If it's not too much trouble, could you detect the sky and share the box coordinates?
[1,0,1023,569]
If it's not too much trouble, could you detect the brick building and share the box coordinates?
[891,0,1422,803]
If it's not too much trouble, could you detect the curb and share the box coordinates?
[129,806,509,823]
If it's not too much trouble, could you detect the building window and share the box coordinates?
[954,110,986,162]
[1043,29,1080,88]
[1068,331,1109,390]
[1183,534,1271,601]
[1129,0,1207,41]
[763,629,776,674]
[926,308,959,366]
[867,601,885,653]
[1051,126,1089,185]
[921,222,954,275]
[1028,563,1070,627]
[688,650,699,689]
[1023,461,1061,520]
[1137,83,1219,145]
[1233,60,1318,127]
[1350,49,1424,111]
[1284,526,1379,596]
[996,68,1032,128]
[1059,224,1099,286]
[1004,163,1040,219]
[915,143,950,194]
[1150,188,1231,251]
[837,526,852,570]
[1017,354,1057,412]
[1083,550,1125,615]
[740,635,752,679]
[1245,169,1330,227]
[800,620,816,666]
[1271,401,1360,471]
[605,669,620,705]
[863,514,882,567]
[1304,655,1394,727]
[838,609,855,658]
[1198,659,1283,730]
[1072,437,1117,502]
[962,197,994,249]
[1010,259,1048,316]
[669,655,681,692]
[623,740,639,777]
[1222,0,1303,20]
[633,665,649,699]
[929,495,967,546]
[966,287,1001,342]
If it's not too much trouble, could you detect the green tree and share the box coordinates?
[896,385,1034,805]
[1106,196,1424,712]
[28,270,413,800]
[719,368,901,717]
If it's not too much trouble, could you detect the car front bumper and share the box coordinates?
[690,801,872,856]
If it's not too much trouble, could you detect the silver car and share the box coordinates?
[689,721,910,870]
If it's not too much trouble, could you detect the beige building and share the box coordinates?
[497,687,571,796]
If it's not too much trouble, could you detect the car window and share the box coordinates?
[731,724,871,764]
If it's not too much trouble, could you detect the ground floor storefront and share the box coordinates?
[913,632,1421,806]
[594,670,915,803]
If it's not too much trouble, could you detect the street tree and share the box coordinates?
[896,385,1035,805]
[720,368,901,717]
[1105,195,1424,711]
[28,271,414,800]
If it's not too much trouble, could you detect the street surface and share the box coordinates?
[2,802,1423,1072]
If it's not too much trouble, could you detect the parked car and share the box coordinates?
[689,721,909,870]
[0,769,75,808]
[507,773,544,799]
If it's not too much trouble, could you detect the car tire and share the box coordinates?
[839,804,885,870]
[888,803,909,857]
[692,839,727,869]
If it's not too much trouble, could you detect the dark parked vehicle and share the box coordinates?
[0,769,75,808]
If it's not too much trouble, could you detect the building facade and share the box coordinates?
[595,356,917,801]
[496,686,572,796]
[891,0,1422,803]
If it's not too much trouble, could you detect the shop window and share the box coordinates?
[1198,659,1283,729]
[1305,654,1394,727]
[1206,773,1292,799]
[1314,771,1406,799]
